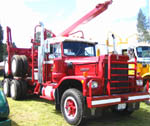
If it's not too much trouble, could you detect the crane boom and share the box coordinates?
[60,0,112,37]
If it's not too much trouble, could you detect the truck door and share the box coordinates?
[48,43,66,83]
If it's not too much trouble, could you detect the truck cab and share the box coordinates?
[124,43,150,82]
[43,37,97,83]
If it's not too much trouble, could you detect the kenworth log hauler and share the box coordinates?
[2,0,150,125]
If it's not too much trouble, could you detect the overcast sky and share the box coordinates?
[0,0,148,47]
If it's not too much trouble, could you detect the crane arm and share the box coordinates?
[60,0,112,37]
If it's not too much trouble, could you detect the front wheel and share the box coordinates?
[61,89,85,126]
[145,88,150,105]
[144,82,150,105]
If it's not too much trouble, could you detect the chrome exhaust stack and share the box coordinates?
[38,22,45,83]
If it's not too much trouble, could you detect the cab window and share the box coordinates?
[49,43,61,58]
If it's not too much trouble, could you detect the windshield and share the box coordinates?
[136,46,150,58]
[63,41,96,56]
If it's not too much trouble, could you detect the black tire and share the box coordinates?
[145,100,150,105]
[19,79,27,99]
[11,55,23,77]
[112,109,133,116]
[3,79,11,97]
[20,55,28,76]
[10,79,21,100]
[145,86,150,105]
[61,89,85,126]
[4,58,9,77]
[111,105,134,116]
[144,82,150,105]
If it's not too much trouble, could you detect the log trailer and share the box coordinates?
[2,0,150,125]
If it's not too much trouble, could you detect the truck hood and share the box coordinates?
[64,57,99,76]
[64,56,99,64]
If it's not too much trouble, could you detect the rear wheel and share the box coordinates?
[61,89,85,126]
[3,79,11,97]
[19,79,27,99]
[20,55,28,76]
[11,55,23,77]
[10,80,21,100]
[4,59,9,76]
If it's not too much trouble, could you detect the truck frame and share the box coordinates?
[2,0,150,125]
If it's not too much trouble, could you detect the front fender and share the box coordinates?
[142,73,150,79]
[56,76,100,96]
[55,76,88,93]
[56,76,88,86]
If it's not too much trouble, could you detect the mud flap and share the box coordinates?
[55,88,60,111]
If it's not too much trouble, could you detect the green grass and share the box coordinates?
[0,76,3,81]
[8,96,70,126]
[7,96,150,126]
[1,74,150,126]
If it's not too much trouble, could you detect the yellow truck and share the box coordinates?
[105,34,150,104]
[116,42,150,104]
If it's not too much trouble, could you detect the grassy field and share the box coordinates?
[1,76,150,126]
[8,96,69,126]
[0,76,3,81]
[6,96,150,126]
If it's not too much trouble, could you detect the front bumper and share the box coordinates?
[87,92,150,108]
[0,119,11,126]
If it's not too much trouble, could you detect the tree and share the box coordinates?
[0,24,3,44]
[137,9,150,42]
[0,24,4,61]
[0,25,7,62]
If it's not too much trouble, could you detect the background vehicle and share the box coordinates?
[0,88,11,126]
[110,34,150,104]
[2,0,150,125]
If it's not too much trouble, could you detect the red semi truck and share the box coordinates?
[2,0,150,125]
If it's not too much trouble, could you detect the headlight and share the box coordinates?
[136,79,143,86]
[87,81,98,88]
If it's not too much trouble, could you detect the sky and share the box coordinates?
[0,0,148,48]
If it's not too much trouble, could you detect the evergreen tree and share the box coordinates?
[0,24,3,44]
[0,24,4,61]
[137,9,150,42]
[0,25,7,61]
